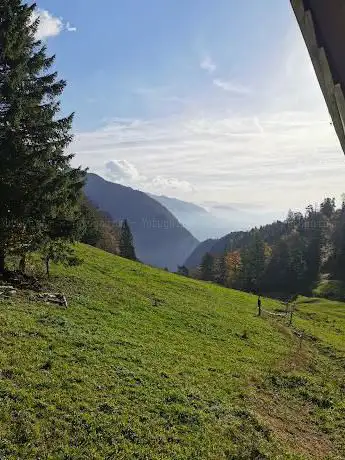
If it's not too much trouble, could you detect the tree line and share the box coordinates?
[0,1,136,276]
[180,197,345,299]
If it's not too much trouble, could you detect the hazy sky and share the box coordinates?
[35,0,345,216]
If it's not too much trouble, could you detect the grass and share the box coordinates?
[0,244,344,459]
[313,279,345,302]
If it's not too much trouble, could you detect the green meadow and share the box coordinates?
[0,244,344,459]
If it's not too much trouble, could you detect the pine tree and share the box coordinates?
[214,254,227,285]
[320,197,336,219]
[303,206,323,290]
[200,252,214,281]
[177,265,189,277]
[119,220,136,261]
[80,198,120,255]
[241,231,266,292]
[330,208,345,279]
[0,1,85,273]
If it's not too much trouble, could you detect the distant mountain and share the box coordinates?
[149,194,242,240]
[184,239,218,269]
[149,194,283,241]
[149,194,208,216]
[84,174,199,271]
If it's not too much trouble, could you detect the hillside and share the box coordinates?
[148,194,229,241]
[184,221,290,269]
[0,244,344,459]
[184,238,218,268]
[84,173,199,271]
[149,194,208,217]
[149,194,257,241]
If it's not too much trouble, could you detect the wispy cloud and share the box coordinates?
[133,86,186,104]
[72,26,345,214]
[200,56,216,74]
[66,22,77,33]
[200,55,250,96]
[73,110,342,211]
[213,78,251,95]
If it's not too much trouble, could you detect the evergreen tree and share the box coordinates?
[262,239,290,293]
[320,197,336,219]
[0,1,85,273]
[80,197,120,255]
[241,231,266,292]
[214,254,227,285]
[200,252,214,281]
[303,206,323,289]
[177,265,189,277]
[119,220,136,260]
[330,207,345,279]
[287,233,308,293]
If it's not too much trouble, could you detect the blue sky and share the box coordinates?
[34,0,345,217]
[36,0,289,127]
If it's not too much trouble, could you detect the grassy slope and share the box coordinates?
[0,244,344,459]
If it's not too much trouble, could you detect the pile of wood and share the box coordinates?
[0,271,42,291]
[0,285,17,298]
[0,275,68,308]
[36,293,68,308]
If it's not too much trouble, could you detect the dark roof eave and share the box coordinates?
[291,0,345,155]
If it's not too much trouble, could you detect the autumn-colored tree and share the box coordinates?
[225,250,242,287]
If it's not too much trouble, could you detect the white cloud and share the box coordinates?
[32,9,76,40]
[213,78,251,95]
[151,176,194,192]
[105,159,194,194]
[33,10,63,40]
[73,109,343,211]
[105,159,145,182]
[200,56,216,74]
[72,25,345,215]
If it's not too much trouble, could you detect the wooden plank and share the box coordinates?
[290,0,345,155]
[318,49,345,152]
[291,0,307,24]
[334,84,345,133]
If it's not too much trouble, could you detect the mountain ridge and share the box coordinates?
[84,173,199,270]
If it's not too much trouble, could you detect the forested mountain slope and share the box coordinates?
[84,173,199,270]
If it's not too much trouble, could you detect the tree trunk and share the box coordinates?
[19,254,26,274]
[0,250,5,275]
[45,257,50,278]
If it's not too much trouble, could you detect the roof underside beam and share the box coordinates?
[291,0,345,155]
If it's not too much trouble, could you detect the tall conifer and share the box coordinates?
[119,220,136,261]
[0,1,85,272]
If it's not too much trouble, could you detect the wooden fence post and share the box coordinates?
[289,306,294,326]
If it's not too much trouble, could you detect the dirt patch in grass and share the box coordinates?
[254,391,333,459]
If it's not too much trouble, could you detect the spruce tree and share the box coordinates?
[0,1,85,273]
[119,220,136,261]
[177,265,189,277]
[241,231,266,292]
[200,252,214,281]
[214,254,227,286]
